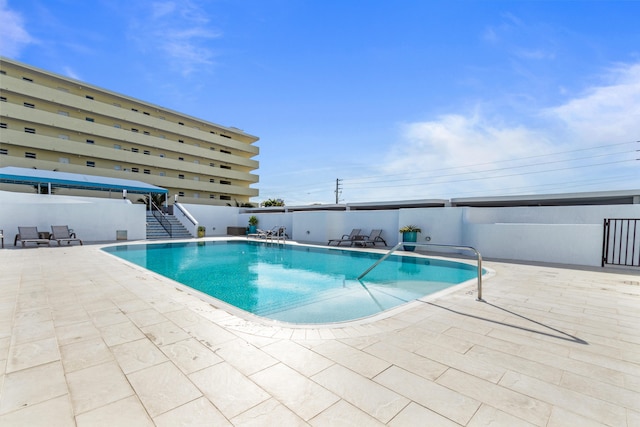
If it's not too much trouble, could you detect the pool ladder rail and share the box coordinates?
[357,242,484,301]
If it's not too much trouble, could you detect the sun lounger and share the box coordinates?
[328,228,362,246]
[354,229,387,247]
[15,226,51,247]
[247,227,274,239]
[248,226,288,240]
[50,225,83,246]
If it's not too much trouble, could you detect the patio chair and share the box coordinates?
[15,226,51,247]
[328,228,362,246]
[50,225,83,246]
[355,229,387,247]
[247,227,273,239]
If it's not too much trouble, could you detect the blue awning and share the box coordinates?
[0,167,168,194]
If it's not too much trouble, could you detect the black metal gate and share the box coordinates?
[602,218,640,267]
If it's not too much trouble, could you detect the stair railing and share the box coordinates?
[150,200,172,237]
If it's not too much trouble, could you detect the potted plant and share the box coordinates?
[248,216,258,234]
[197,225,206,238]
[399,225,421,251]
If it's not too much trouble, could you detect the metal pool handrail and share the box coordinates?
[357,242,484,301]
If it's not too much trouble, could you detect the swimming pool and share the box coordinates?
[103,240,482,324]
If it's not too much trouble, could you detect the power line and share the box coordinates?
[345,158,636,191]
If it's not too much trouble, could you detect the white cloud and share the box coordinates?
[130,1,221,76]
[62,66,81,81]
[0,0,35,57]
[545,63,640,143]
[374,62,640,200]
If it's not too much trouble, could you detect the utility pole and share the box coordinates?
[335,178,342,204]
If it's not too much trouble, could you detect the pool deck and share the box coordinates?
[1,241,639,426]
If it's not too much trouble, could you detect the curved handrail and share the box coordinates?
[357,242,484,301]
[174,203,197,226]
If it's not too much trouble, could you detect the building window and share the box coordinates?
[24,102,35,108]
[86,117,94,122]
[193,177,199,181]
[220,149,231,154]
[159,171,166,176]
[114,144,121,150]
[159,153,165,158]
[193,193,200,199]
[86,95,94,100]
[178,157,184,161]
[209,162,215,167]
[131,147,139,153]
[86,161,95,167]
[131,108,138,112]
[143,111,150,115]
[209,178,215,183]
[86,139,94,144]
[114,165,121,170]
[131,128,138,133]
[221,134,231,139]
[22,77,33,82]
[143,169,151,174]
[143,150,150,155]
[25,152,36,159]
[58,110,69,116]
[114,124,121,128]
[178,139,184,143]
[0,149,8,155]
[59,157,69,163]
[178,122,184,126]
[221,180,231,185]
[178,192,185,197]
[143,131,150,135]
[59,134,69,140]
[0,96,7,102]
[178,174,185,179]
[24,127,36,134]
[209,194,216,199]
[220,165,231,170]
[0,123,7,129]
[220,195,231,200]
[131,168,139,173]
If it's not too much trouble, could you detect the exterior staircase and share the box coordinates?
[145,211,193,239]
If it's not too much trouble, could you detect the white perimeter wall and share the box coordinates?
[197,203,637,267]
[3,189,638,267]
[0,190,145,242]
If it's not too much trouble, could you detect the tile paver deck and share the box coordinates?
[0,241,638,426]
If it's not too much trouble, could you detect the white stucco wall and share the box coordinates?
[3,189,638,267]
[180,204,240,236]
[0,190,146,242]
[461,205,640,265]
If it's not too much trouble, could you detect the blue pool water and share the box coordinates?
[103,241,480,324]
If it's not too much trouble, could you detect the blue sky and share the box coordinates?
[2,0,639,205]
